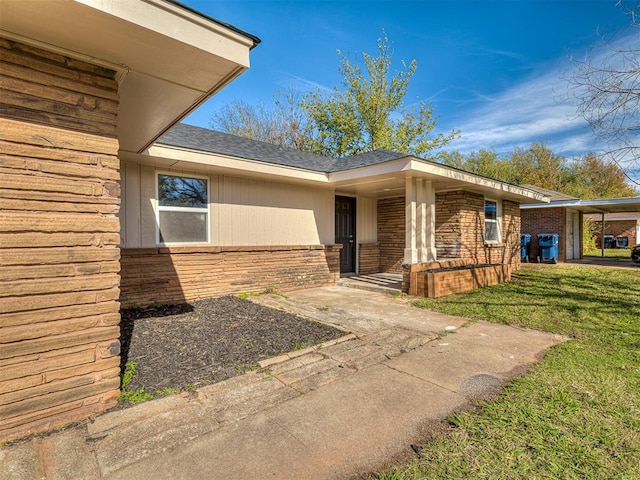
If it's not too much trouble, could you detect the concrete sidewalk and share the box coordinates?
[2,287,564,480]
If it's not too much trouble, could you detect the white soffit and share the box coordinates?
[0,0,257,152]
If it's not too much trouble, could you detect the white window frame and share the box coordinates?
[156,171,210,245]
[484,198,502,244]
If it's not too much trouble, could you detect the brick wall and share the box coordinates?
[591,220,638,247]
[358,242,380,275]
[0,39,121,442]
[120,245,342,308]
[520,207,566,261]
[377,197,405,273]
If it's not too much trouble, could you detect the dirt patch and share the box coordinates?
[119,295,345,398]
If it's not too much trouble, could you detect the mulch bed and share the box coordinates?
[119,295,344,401]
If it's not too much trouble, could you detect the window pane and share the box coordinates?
[484,200,497,221]
[158,174,208,208]
[485,220,499,242]
[159,211,207,243]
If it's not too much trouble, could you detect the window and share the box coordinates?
[484,199,501,243]
[157,173,209,243]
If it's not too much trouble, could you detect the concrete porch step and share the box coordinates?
[337,273,402,294]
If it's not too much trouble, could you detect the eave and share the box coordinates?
[0,0,258,153]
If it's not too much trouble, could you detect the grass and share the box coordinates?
[376,265,640,479]
[584,248,632,258]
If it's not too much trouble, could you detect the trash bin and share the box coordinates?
[537,233,559,263]
[520,233,531,262]
[616,236,629,248]
[603,235,615,249]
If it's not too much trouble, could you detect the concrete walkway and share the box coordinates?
[2,287,564,480]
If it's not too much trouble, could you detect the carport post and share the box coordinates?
[601,212,605,257]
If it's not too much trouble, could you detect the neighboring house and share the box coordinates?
[519,185,584,262]
[521,185,640,261]
[584,212,640,248]
[118,123,547,308]
[0,0,546,443]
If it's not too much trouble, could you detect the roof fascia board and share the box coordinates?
[78,0,256,55]
[522,197,640,211]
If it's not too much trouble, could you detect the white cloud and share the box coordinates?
[443,29,640,163]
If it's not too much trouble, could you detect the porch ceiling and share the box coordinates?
[0,0,258,153]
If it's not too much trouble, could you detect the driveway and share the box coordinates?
[2,286,563,480]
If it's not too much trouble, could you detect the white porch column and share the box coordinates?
[405,178,437,265]
[416,179,427,262]
[404,177,418,264]
[424,180,437,262]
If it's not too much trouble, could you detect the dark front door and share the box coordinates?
[335,196,356,274]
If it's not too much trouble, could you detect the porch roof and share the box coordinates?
[521,197,640,214]
[150,124,548,204]
[0,0,259,154]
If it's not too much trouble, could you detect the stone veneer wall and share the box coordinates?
[377,197,405,273]
[120,245,342,308]
[379,192,522,278]
[0,39,121,442]
[358,243,380,275]
[436,191,521,268]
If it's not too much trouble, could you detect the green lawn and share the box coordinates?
[584,248,632,259]
[376,265,640,479]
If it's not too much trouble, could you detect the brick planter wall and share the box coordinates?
[403,259,511,297]
[0,39,121,442]
[120,245,342,308]
[358,242,380,275]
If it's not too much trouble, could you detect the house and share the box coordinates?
[521,185,640,261]
[0,0,546,443]
[584,212,640,248]
[118,123,547,307]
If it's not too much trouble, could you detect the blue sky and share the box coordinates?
[183,0,638,178]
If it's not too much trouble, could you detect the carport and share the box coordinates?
[521,196,640,259]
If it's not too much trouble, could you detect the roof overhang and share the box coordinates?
[0,0,258,153]
[136,145,549,202]
[131,144,331,186]
[521,197,640,213]
[329,157,549,203]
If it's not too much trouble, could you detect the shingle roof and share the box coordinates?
[157,124,410,173]
[158,123,336,172]
[329,149,407,171]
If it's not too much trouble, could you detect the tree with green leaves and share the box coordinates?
[439,149,516,182]
[565,152,638,198]
[439,143,638,199]
[301,33,458,157]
